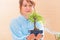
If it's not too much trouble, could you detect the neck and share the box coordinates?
[22,14,28,20]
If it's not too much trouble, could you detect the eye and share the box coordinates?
[24,5,27,7]
[29,5,32,7]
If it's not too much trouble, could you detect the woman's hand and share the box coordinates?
[27,33,43,40]
[35,33,43,40]
[26,33,35,40]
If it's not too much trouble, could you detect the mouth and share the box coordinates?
[26,11,30,12]
[26,11,31,14]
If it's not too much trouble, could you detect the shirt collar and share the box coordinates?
[18,14,29,21]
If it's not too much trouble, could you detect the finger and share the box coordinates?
[26,34,35,40]
[37,34,43,38]
[35,34,43,40]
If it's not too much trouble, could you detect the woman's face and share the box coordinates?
[20,0,34,18]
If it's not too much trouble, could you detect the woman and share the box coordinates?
[10,0,44,40]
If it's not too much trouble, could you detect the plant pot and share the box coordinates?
[30,29,43,36]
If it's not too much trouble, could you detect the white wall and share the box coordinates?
[0,0,19,40]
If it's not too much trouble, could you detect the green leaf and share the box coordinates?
[28,11,44,23]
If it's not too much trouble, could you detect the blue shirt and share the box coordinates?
[10,15,44,40]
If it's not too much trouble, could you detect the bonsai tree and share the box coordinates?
[28,10,44,36]
[28,11,44,30]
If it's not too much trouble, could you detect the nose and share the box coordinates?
[26,6,31,11]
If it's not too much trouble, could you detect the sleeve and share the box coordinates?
[10,19,28,40]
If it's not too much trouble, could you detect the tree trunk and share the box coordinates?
[34,17,37,30]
